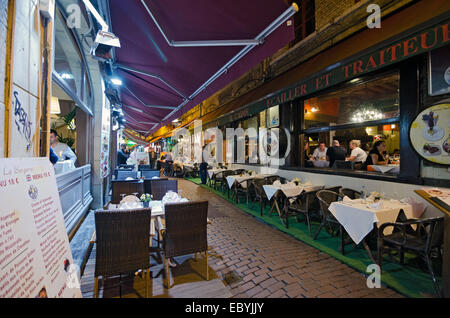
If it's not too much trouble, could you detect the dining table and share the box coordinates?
[207,168,227,179]
[329,197,414,262]
[263,182,322,216]
[368,164,400,174]
[226,174,274,189]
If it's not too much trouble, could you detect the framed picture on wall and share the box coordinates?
[428,45,450,96]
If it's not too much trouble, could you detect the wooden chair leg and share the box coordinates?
[94,277,99,298]
[206,251,209,281]
[165,258,170,289]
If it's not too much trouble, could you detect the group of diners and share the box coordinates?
[304,139,399,171]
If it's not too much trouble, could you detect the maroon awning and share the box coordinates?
[110,0,296,136]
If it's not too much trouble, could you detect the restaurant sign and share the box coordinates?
[213,19,450,127]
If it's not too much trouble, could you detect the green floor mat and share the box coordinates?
[185,177,442,298]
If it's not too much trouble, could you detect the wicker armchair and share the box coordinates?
[117,170,138,180]
[283,186,324,233]
[339,188,362,200]
[251,179,269,216]
[214,170,234,193]
[94,208,151,298]
[232,178,252,206]
[141,170,160,179]
[264,175,286,184]
[111,180,144,204]
[314,190,350,254]
[324,186,342,193]
[162,201,209,288]
[150,179,178,200]
[377,216,444,297]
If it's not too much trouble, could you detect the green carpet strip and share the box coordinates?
[186,177,441,298]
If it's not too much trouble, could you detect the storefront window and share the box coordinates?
[302,73,401,174]
[304,73,400,129]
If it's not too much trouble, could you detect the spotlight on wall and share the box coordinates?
[111,78,123,86]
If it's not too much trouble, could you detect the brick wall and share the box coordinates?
[315,0,359,30]
[0,0,8,158]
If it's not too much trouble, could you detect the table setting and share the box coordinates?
[263,179,317,201]
[368,164,400,174]
[329,192,415,245]
[226,173,274,189]
[207,168,227,179]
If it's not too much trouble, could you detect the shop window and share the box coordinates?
[302,73,401,174]
[304,73,400,129]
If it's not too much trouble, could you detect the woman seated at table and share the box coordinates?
[363,141,390,171]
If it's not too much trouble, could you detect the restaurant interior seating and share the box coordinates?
[117,170,138,180]
[333,160,354,170]
[377,216,444,297]
[339,188,362,199]
[111,180,144,204]
[162,201,209,288]
[93,208,151,298]
[283,186,325,232]
[264,175,286,184]
[314,190,351,254]
[150,179,178,200]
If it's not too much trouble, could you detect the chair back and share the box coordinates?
[118,165,134,170]
[424,217,445,251]
[324,186,342,194]
[233,169,246,175]
[264,175,282,184]
[111,180,144,204]
[150,179,178,200]
[339,188,361,199]
[333,160,354,170]
[251,179,266,199]
[164,201,209,258]
[222,170,235,179]
[141,170,160,179]
[94,208,151,277]
[316,190,340,218]
[117,170,138,180]
[138,165,153,171]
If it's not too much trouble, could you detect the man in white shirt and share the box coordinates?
[347,140,367,163]
[312,142,328,161]
[50,129,77,165]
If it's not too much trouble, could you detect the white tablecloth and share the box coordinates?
[208,169,227,179]
[263,183,317,201]
[369,164,400,174]
[329,199,413,244]
[226,174,273,189]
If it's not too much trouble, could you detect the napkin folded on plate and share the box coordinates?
[343,196,352,202]
[400,197,426,218]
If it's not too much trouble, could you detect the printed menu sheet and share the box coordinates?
[0,158,81,298]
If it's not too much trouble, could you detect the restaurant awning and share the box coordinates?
[109,0,296,137]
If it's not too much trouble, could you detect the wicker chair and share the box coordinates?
[138,165,153,171]
[141,170,160,179]
[339,188,362,200]
[150,179,178,200]
[162,201,209,288]
[111,180,144,204]
[233,169,247,175]
[94,208,151,298]
[378,216,444,297]
[264,175,286,184]
[314,190,350,254]
[283,186,324,232]
[117,170,138,180]
[324,186,342,193]
[251,179,270,216]
[214,170,234,192]
[333,160,354,170]
[232,178,252,206]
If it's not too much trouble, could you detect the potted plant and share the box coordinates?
[140,193,152,207]
[292,177,301,186]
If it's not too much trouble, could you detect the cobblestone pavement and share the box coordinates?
[179,179,403,298]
